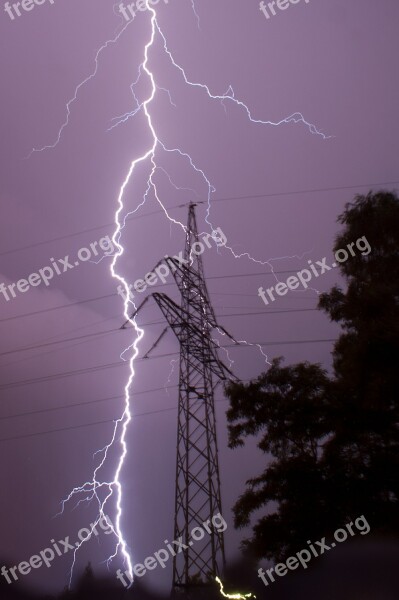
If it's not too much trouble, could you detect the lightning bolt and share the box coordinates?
[190,0,201,30]
[164,358,179,394]
[135,19,328,292]
[25,20,133,158]
[31,0,331,589]
[216,576,256,599]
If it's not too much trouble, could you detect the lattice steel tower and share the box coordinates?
[126,204,235,594]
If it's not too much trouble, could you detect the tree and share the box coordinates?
[319,191,399,530]
[225,190,399,562]
[226,359,333,561]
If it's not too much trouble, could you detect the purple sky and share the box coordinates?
[1,0,398,594]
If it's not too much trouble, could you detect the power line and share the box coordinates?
[0,338,336,393]
[0,206,170,259]
[1,180,397,259]
[209,181,399,205]
[0,411,166,443]
[0,294,112,325]
[0,386,179,423]
[0,317,126,371]
[0,308,318,359]
[0,359,128,392]
[0,327,119,358]
[0,397,230,444]
[0,269,315,325]
[0,372,258,424]
[216,308,317,319]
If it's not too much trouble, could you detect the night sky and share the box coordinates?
[0,0,398,595]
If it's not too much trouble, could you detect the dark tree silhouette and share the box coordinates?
[319,191,399,534]
[225,190,399,561]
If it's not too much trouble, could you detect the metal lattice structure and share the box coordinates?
[125,204,236,594]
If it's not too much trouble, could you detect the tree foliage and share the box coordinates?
[225,191,399,561]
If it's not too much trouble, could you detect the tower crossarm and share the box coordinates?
[164,256,218,328]
[152,292,232,381]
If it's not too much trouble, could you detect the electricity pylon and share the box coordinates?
[124,203,237,595]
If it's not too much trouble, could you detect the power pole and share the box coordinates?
[125,203,236,596]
